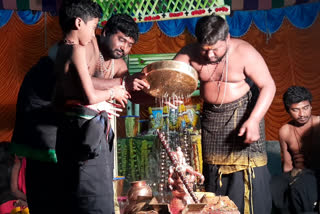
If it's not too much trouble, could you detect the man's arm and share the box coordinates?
[279,126,294,172]
[92,58,150,92]
[238,42,276,143]
[173,45,192,64]
[92,77,122,90]
[72,45,115,104]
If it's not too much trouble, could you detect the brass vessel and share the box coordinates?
[141,60,198,98]
[127,180,153,202]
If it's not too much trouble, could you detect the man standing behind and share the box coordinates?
[90,14,150,98]
[174,15,276,213]
[271,86,319,213]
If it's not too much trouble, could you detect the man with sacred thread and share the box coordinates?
[174,14,276,214]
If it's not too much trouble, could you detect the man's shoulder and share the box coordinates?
[312,115,320,124]
[231,38,254,53]
[113,58,128,75]
[312,115,320,133]
[279,123,293,139]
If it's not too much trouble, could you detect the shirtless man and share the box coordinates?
[53,1,131,214]
[15,13,147,214]
[271,86,319,213]
[174,15,276,213]
[87,14,150,105]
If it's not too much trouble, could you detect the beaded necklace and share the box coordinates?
[99,52,114,78]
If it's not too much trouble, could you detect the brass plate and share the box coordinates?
[142,60,198,98]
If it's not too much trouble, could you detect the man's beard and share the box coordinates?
[207,49,227,64]
[103,45,124,59]
[296,115,311,125]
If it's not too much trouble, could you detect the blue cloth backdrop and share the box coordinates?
[0,2,319,37]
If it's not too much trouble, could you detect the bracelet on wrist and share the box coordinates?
[122,75,127,89]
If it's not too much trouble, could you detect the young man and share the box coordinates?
[53,1,131,214]
[174,15,276,213]
[54,2,129,107]
[12,11,145,214]
[271,86,319,213]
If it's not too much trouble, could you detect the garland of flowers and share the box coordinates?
[117,140,128,177]
[11,207,29,214]
[140,140,149,178]
[192,143,200,173]
[196,136,203,174]
[129,138,139,181]
[162,105,169,132]
[192,104,201,128]
[117,138,156,182]
[183,105,191,125]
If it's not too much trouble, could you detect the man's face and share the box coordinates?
[102,30,135,59]
[289,100,312,125]
[200,39,228,64]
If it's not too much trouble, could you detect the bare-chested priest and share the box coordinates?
[271,86,319,213]
[174,15,276,214]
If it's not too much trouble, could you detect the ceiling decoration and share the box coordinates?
[94,0,230,26]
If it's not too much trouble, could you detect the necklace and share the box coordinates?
[99,52,114,78]
[212,51,229,108]
[207,62,220,82]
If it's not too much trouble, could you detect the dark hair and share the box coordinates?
[195,15,229,45]
[102,14,139,43]
[283,86,312,112]
[59,0,102,34]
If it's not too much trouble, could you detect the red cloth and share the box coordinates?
[0,200,15,214]
[18,158,26,194]
[0,157,27,214]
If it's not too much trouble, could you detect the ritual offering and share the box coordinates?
[141,60,198,98]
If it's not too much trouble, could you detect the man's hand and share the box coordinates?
[88,101,123,119]
[106,103,123,119]
[238,118,261,143]
[112,85,131,108]
[125,73,150,92]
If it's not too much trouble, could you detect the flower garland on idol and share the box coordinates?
[129,138,140,181]
[118,138,153,181]
[117,139,127,177]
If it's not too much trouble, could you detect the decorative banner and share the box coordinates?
[224,0,312,10]
[95,0,230,25]
[0,0,314,13]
